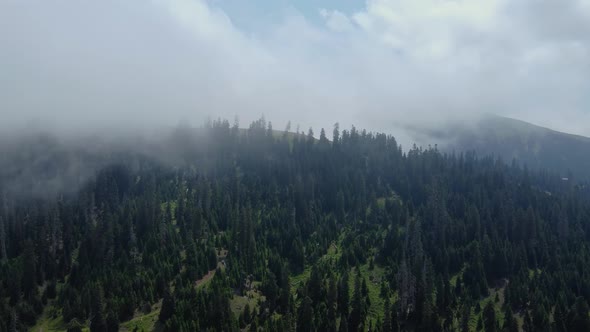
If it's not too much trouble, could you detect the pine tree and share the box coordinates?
[567,297,590,332]
[89,286,107,332]
[338,313,349,332]
[106,310,119,332]
[328,276,338,332]
[348,271,364,331]
[338,272,350,316]
[22,239,37,297]
[0,217,7,262]
[483,301,497,332]
[383,297,392,332]
[332,123,340,146]
[297,296,314,332]
[503,306,518,332]
[9,310,18,332]
[159,289,175,323]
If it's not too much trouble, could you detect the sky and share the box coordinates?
[1,0,590,139]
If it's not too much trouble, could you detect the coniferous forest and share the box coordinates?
[2,118,590,332]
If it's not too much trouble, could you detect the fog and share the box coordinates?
[0,125,222,199]
[1,0,590,197]
[1,0,589,141]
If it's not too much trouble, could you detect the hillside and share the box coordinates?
[416,115,590,181]
[2,118,590,331]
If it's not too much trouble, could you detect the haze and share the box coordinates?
[1,0,590,138]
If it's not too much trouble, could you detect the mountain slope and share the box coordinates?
[430,115,590,181]
[4,119,590,331]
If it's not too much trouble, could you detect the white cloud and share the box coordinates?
[0,0,589,140]
[339,0,590,133]
[320,9,354,32]
[351,0,505,57]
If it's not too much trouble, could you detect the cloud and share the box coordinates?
[352,0,504,59]
[320,9,354,32]
[1,0,589,143]
[344,0,590,135]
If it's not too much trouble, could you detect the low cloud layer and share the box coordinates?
[1,0,589,140]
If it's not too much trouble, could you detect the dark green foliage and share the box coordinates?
[2,118,590,331]
[338,271,350,317]
[106,310,119,332]
[483,301,497,332]
[159,289,175,323]
[90,286,107,332]
[297,296,314,332]
[566,297,590,332]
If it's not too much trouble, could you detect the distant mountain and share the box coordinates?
[413,115,590,181]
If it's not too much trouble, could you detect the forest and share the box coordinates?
[2,118,590,332]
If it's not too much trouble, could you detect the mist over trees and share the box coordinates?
[1,118,590,331]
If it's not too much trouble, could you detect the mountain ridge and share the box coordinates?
[417,114,590,181]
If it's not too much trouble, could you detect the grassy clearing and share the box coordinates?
[290,240,343,297]
[290,233,388,328]
[514,313,524,331]
[32,300,163,332]
[464,283,508,332]
[369,193,401,216]
[376,193,401,209]
[528,268,542,279]
[290,267,311,296]
[230,289,266,317]
[196,261,227,289]
[346,263,388,327]
[450,264,466,288]
[160,201,177,224]
[363,264,387,322]
[30,305,68,332]
[120,302,162,332]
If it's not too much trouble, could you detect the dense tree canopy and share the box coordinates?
[1,118,589,331]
